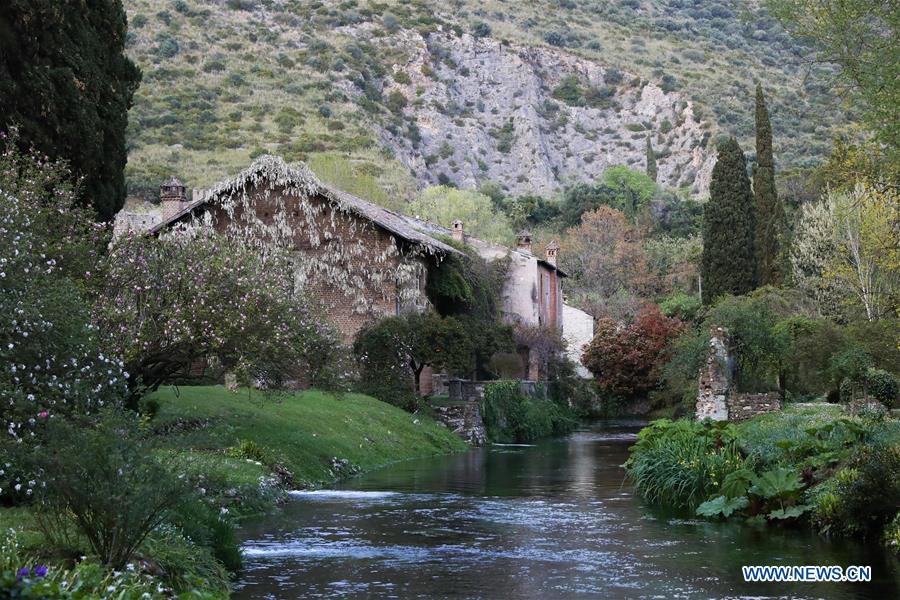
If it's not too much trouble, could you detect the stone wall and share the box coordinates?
[432,379,489,446]
[726,392,782,422]
[696,327,782,422]
[430,400,488,446]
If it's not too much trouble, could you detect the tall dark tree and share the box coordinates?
[645,134,657,182]
[753,83,786,286]
[701,138,757,304]
[0,1,141,220]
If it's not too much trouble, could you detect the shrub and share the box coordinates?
[482,381,575,443]
[810,445,900,537]
[155,34,180,59]
[386,90,408,113]
[865,368,898,408]
[31,411,188,568]
[471,21,492,38]
[1,142,125,504]
[660,292,702,322]
[582,305,684,398]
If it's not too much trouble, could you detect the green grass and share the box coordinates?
[147,385,467,489]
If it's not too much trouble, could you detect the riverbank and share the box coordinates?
[0,386,468,597]
[625,403,900,552]
[145,385,469,514]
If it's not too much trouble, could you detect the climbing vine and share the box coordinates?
[179,155,441,318]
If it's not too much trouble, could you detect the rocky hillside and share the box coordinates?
[121,0,848,204]
[369,28,714,196]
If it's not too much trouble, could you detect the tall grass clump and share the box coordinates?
[624,419,749,509]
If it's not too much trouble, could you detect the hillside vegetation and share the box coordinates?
[122,0,848,202]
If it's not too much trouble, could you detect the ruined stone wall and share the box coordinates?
[696,326,731,421]
[696,327,782,422]
[726,392,782,422]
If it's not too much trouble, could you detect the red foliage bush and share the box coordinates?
[582,304,684,398]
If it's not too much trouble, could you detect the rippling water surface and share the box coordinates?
[234,420,900,599]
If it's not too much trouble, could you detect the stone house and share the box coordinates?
[146,155,461,340]
[406,219,568,381]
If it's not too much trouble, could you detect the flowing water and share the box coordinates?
[234,420,900,599]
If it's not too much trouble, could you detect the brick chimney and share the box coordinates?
[516,229,533,254]
[545,240,559,266]
[159,177,187,221]
[451,219,464,242]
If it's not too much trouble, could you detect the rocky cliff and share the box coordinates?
[360,28,714,196]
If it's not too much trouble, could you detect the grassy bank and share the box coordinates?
[625,404,900,551]
[1,386,467,597]
[145,386,468,510]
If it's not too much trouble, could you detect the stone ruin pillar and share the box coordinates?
[696,326,732,421]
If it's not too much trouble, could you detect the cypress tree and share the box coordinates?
[753,83,786,286]
[701,137,757,304]
[645,134,657,182]
[0,1,141,220]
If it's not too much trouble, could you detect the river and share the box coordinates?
[233,420,900,599]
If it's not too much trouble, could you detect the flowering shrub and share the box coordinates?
[93,229,346,400]
[1,138,127,503]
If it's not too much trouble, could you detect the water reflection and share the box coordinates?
[234,421,900,599]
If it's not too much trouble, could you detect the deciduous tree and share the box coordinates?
[562,206,652,317]
[582,305,684,398]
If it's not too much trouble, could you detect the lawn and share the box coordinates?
[147,385,468,490]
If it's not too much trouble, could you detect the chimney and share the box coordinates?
[159,177,187,221]
[545,240,559,266]
[516,229,533,254]
[451,219,464,242]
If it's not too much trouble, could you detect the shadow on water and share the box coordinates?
[234,420,900,599]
